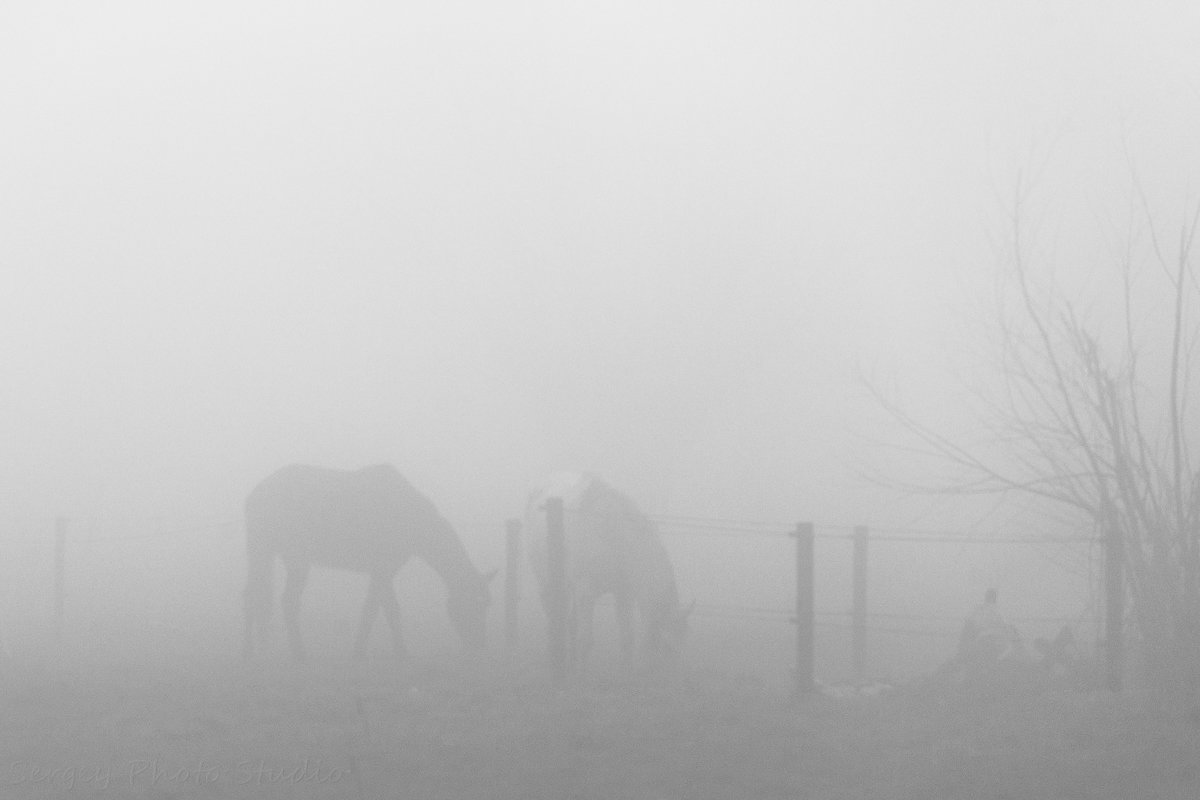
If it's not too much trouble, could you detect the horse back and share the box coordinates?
[525,473,677,609]
[245,464,438,571]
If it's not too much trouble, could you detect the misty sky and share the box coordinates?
[3,0,1199,537]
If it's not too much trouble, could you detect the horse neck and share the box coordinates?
[417,518,480,595]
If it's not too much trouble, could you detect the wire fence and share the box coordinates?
[715,519,1094,681]
[516,504,1103,686]
[651,515,1098,545]
[12,505,1102,683]
[686,603,1092,639]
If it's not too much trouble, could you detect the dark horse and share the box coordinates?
[243,464,493,661]
[525,472,691,669]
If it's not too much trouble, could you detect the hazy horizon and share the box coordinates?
[2,1,1198,668]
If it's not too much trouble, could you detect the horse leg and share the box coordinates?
[376,578,408,660]
[353,578,382,659]
[281,562,310,662]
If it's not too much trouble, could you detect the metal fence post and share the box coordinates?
[793,521,815,695]
[546,498,567,685]
[504,518,521,656]
[853,525,869,683]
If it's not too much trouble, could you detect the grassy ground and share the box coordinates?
[1,646,1198,800]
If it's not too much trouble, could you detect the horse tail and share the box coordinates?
[242,514,275,657]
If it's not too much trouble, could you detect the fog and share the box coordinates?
[2,2,1199,678]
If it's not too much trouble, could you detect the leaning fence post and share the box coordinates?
[504,518,521,656]
[54,516,67,641]
[1104,519,1124,692]
[545,497,567,685]
[852,525,869,683]
[792,521,815,695]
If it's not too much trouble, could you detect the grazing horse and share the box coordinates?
[243,464,493,661]
[524,472,691,669]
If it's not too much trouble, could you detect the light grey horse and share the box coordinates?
[525,472,691,669]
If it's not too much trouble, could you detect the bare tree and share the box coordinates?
[877,173,1200,702]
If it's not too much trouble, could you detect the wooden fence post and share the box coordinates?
[504,518,521,656]
[853,525,869,683]
[793,522,815,695]
[1105,519,1124,692]
[54,516,67,641]
[545,497,567,685]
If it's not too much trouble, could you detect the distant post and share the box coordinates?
[504,518,521,655]
[792,522,815,695]
[852,525,869,683]
[545,498,567,685]
[54,517,67,641]
[1105,518,1124,692]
